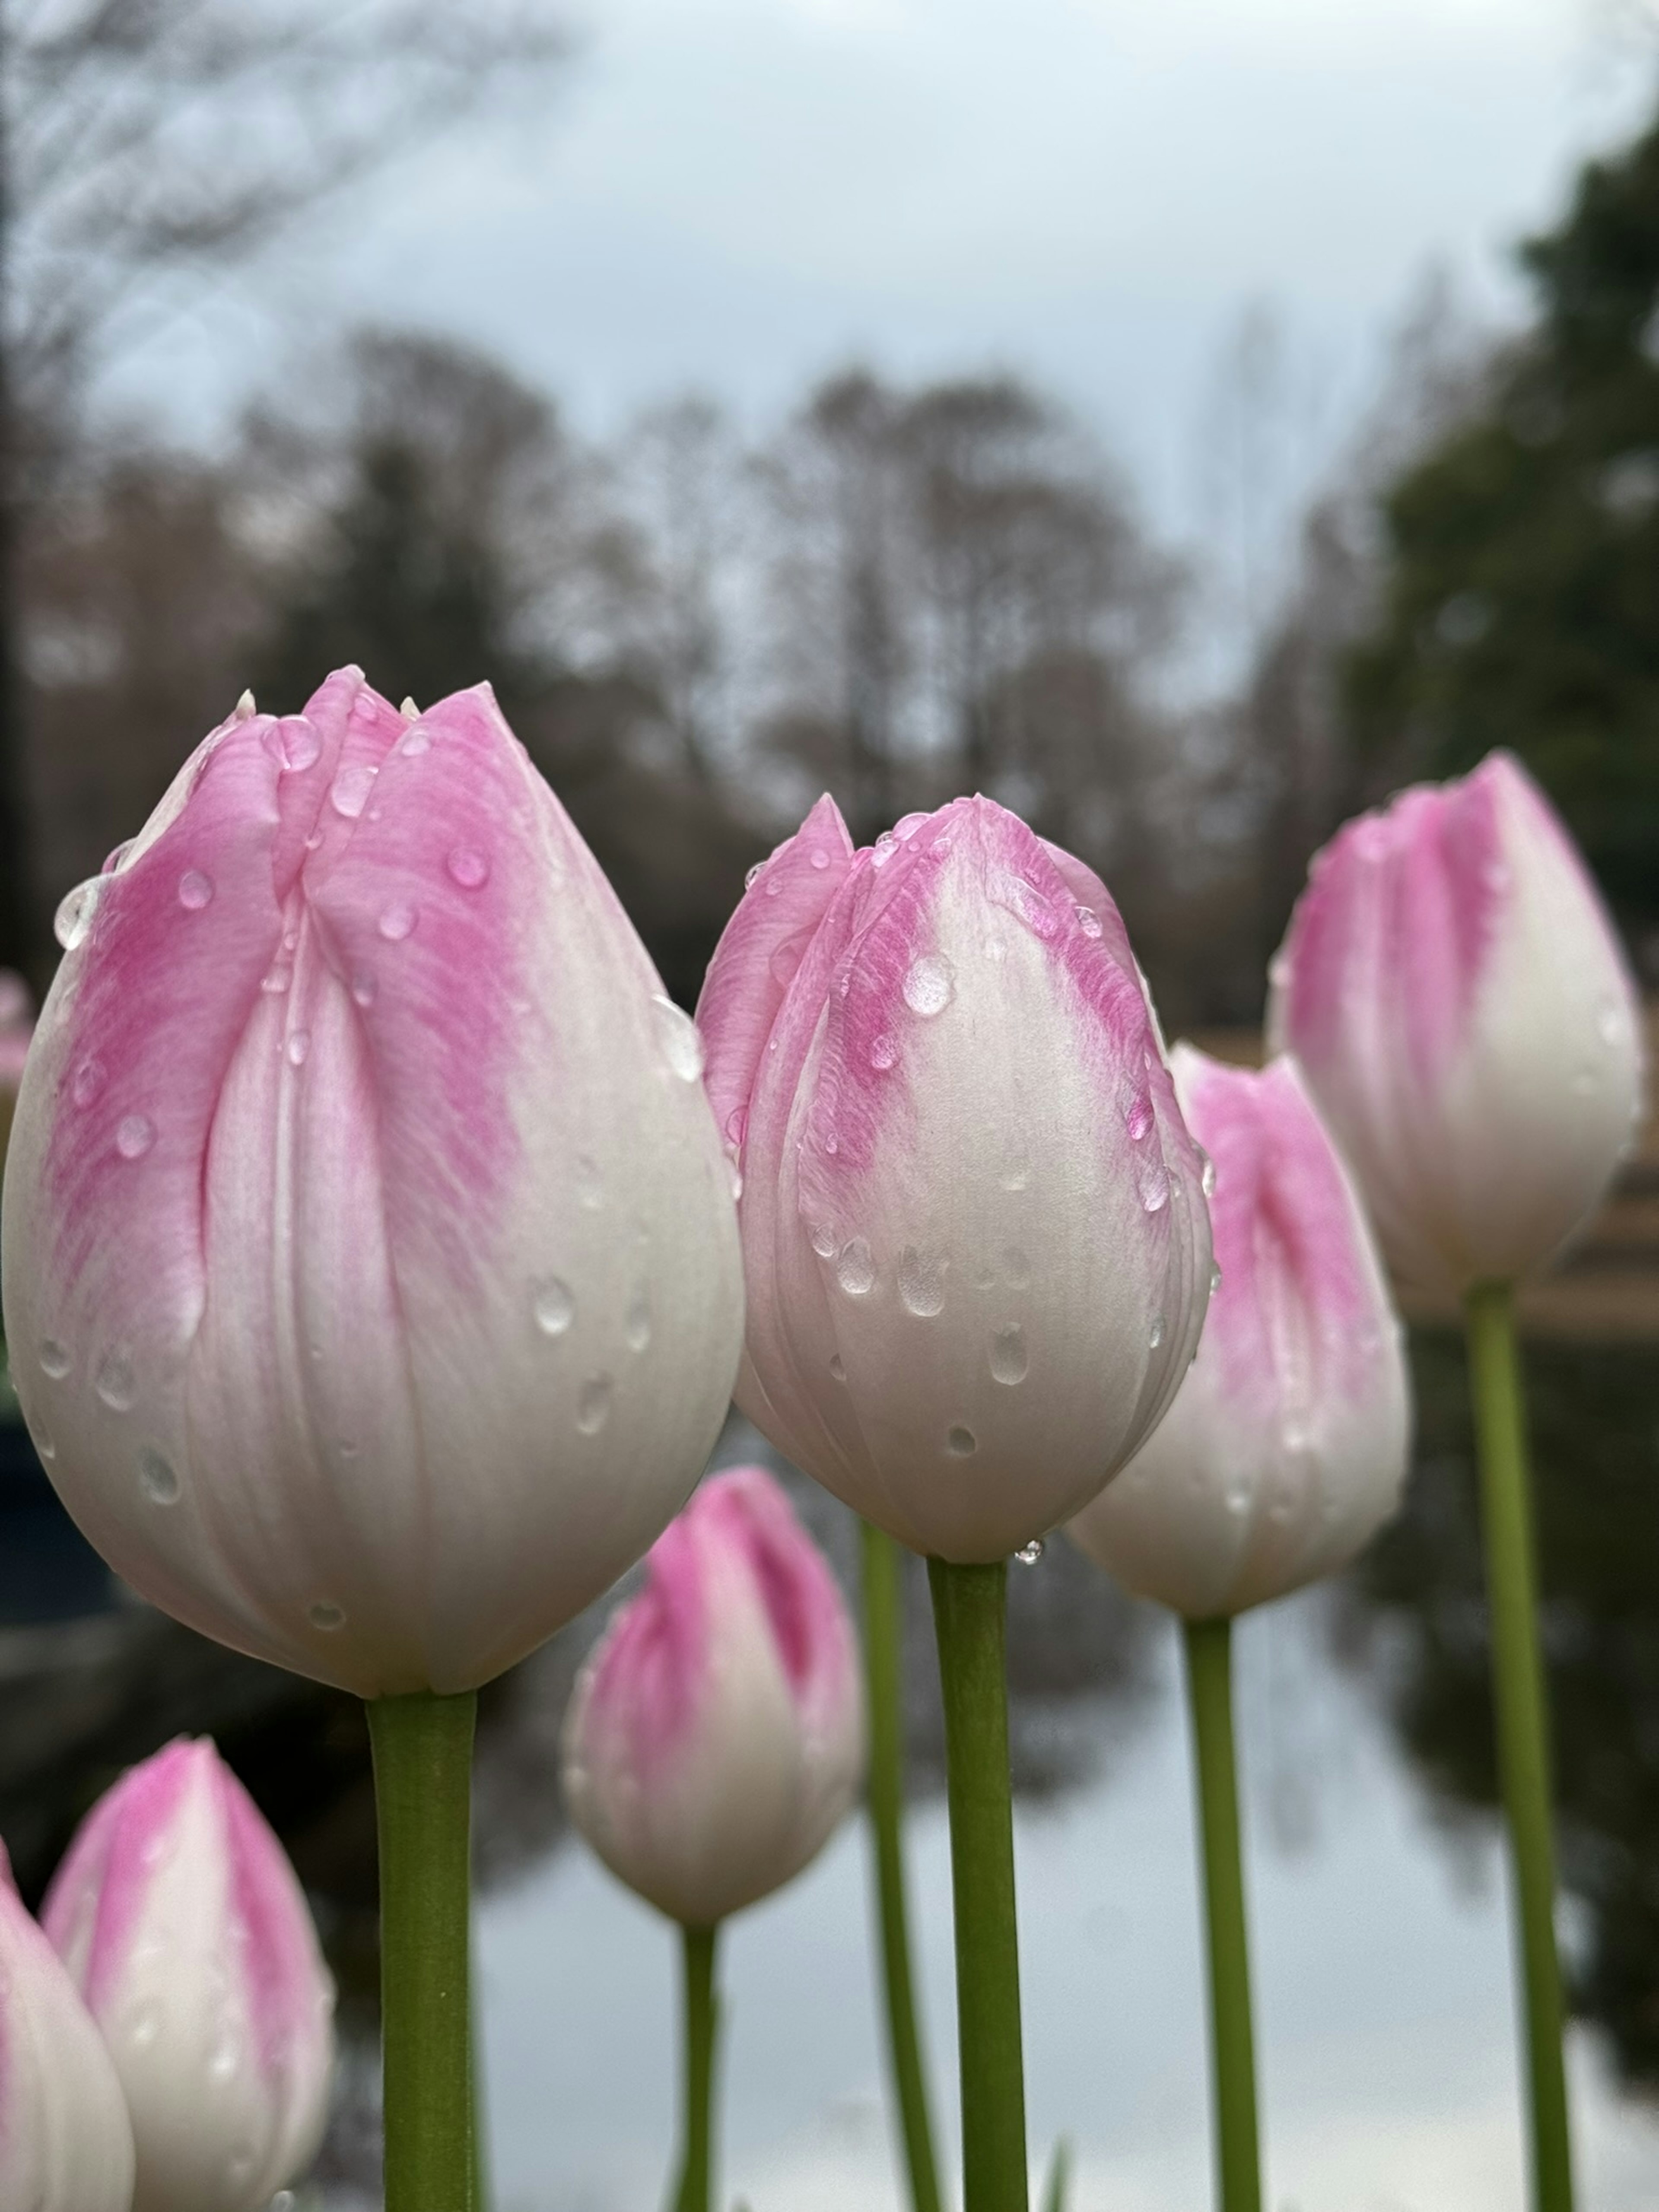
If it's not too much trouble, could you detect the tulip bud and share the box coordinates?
[41,1737,333,2212]
[1267,753,1645,1299]
[1068,1048,1410,1618]
[3,670,744,1694]
[0,1844,135,2212]
[562,1465,864,1926]
[696,795,1213,1561]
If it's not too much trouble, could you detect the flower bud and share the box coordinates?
[41,1737,334,2212]
[3,671,744,1694]
[696,795,1213,1561]
[0,1844,135,2212]
[562,1465,864,1926]
[1069,1048,1410,1618]
[1267,753,1645,1299]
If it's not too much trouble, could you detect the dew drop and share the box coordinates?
[1015,1539,1045,1565]
[39,1339,71,1380]
[897,1246,946,1317]
[35,1429,54,1462]
[652,996,706,1081]
[261,966,292,995]
[983,933,1011,962]
[128,2005,160,2051]
[177,868,214,912]
[829,1353,847,1381]
[1074,903,1103,939]
[1149,1312,1165,1349]
[401,727,432,757]
[624,1292,652,1352]
[54,877,104,951]
[947,1425,977,1457]
[745,861,764,890]
[286,1029,311,1067]
[308,1601,345,1631]
[1140,1163,1171,1213]
[331,762,377,819]
[836,1239,876,1296]
[116,1114,156,1160]
[282,725,321,772]
[447,845,490,890]
[871,831,899,869]
[209,2041,238,2084]
[138,1449,179,1504]
[70,1058,106,1108]
[1200,1148,1217,1198]
[990,1323,1029,1384]
[377,900,417,942]
[101,840,133,876]
[869,1032,898,1071]
[1124,1094,1154,1142]
[1598,995,1627,1047]
[533,1278,575,1336]
[764,875,782,897]
[576,1375,613,1435]
[350,969,377,1008]
[808,1220,837,1259]
[95,1353,137,1411]
[903,953,956,1017]
[809,848,831,871]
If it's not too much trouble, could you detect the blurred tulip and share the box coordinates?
[1267,751,1645,1299]
[697,795,1212,1562]
[2,669,744,1695]
[563,1464,864,1926]
[0,1843,135,2212]
[42,1737,333,2212]
[1069,1047,1410,1618]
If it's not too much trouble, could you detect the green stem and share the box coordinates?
[1465,1281,1574,2212]
[367,1690,478,2212]
[861,1521,944,2212]
[1182,1616,1261,2212]
[671,1922,721,2212]
[927,1556,1027,2212]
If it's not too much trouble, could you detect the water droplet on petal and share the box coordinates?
[286,1030,311,1067]
[898,1246,946,1316]
[947,1425,977,1457]
[138,1448,178,1504]
[1597,994,1627,1047]
[70,1058,106,1108]
[96,1353,137,1411]
[576,1375,613,1434]
[869,1032,898,1071]
[983,933,1010,962]
[999,1154,1031,1193]
[331,763,377,818]
[1140,1163,1170,1213]
[903,954,955,1017]
[39,1339,71,1379]
[1200,1148,1217,1198]
[350,970,377,1008]
[261,966,291,995]
[378,900,417,942]
[533,1279,575,1336]
[836,1239,876,1296]
[725,1104,748,1150]
[177,869,213,911]
[1210,1264,1224,1296]
[308,1601,345,1631]
[282,725,321,772]
[102,840,133,876]
[35,1429,54,1461]
[990,1323,1028,1383]
[745,861,764,890]
[128,2005,160,2051]
[651,996,706,1081]
[624,1292,652,1352]
[764,875,782,897]
[829,1353,846,1381]
[54,877,104,951]
[808,1221,837,1259]
[1073,904,1103,939]
[1124,1094,1154,1142]
[809,848,830,871]
[1149,1312,1165,1349]
[1015,1539,1044,1565]
[116,1114,156,1160]
[871,831,899,869]
[447,846,490,890]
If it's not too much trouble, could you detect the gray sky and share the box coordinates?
[118,0,1657,543]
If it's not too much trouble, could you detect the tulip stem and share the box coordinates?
[1182,1615,1261,2212]
[861,1522,945,2212]
[1465,1281,1574,2212]
[367,1689,478,2212]
[672,1922,721,2212]
[928,1556,1027,2212]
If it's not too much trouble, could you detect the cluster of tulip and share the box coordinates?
[0,667,1641,2212]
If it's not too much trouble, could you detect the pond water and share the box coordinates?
[3,1329,1659,2211]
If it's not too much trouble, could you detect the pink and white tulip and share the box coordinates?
[1268,753,1645,1300]
[1069,1049,1409,1618]
[41,1738,331,2212]
[2,671,744,1695]
[562,1465,864,1926]
[696,795,1213,1561]
[0,1844,134,2212]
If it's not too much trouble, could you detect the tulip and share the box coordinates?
[698,793,1213,2212]
[563,1464,863,2212]
[4,668,746,2212]
[1268,753,1637,2212]
[41,1737,332,2212]
[0,1843,135,2212]
[1070,1047,1408,2212]
[1069,1046,1409,1620]
[1265,750,1644,1301]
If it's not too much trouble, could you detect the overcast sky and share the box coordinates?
[120,0,1658,541]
